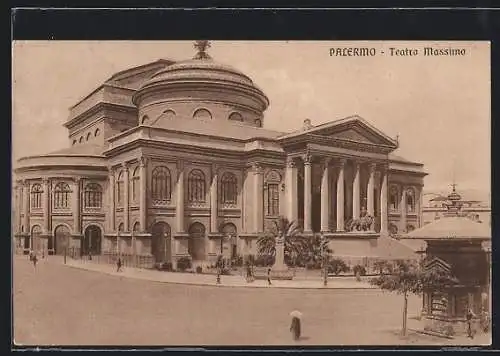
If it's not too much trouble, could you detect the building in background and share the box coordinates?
[422,185,491,227]
[13,41,427,266]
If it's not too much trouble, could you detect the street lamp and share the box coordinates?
[321,233,328,287]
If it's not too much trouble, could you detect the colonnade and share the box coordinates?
[285,154,389,234]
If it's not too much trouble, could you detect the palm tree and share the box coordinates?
[257,216,309,266]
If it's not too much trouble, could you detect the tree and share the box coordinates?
[328,258,350,275]
[370,259,458,336]
[257,217,309,266]
[303,233,333,268]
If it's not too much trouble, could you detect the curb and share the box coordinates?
[61,263,378,290]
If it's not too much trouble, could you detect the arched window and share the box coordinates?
[151,166,172,204]
[30,184,43,209]
[141,115,149,125]
[86,132,91,141]
[79,136,83,143]
[94,128,100,137]
[228,112,243,121]
[163,109,176,119]
[255,119,262,127]
[117,171,124,206]
[118,223,124,232]
[406,187,416,213]
[53,182,71,209]
[193,108,212,120]
[265,170,281,216]
[131,167,139,204]
[84,183,102,208]
[72,140,77,145]
[188,169,206,203]
[133,222,140,232]
[220,172,238,205]
[389,185,399,211]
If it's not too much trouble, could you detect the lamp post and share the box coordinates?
[322,233,328,287]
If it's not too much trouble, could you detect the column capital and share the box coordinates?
[302,152,313,165]
[211,163,219,175]
[252,163,264,174]
[286,157,296,168]
[42,178,50,185]
[176,159,184,171]
[121,162,129,171]
[368,162,377,173]
[139,156,148,167]
[72,177,82,183]
[336,158,347,168]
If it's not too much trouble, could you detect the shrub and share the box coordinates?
[353,265,367,276]
[161,262,173,271]
[328,259,350,275]
[176,257,192,272]
[195,266,203,274]
[231,255,244,267]
[254,255,274,267]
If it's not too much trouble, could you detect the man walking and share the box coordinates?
[466,307,476,339]
[32,253,38,270]
[116,257,122,272]
[267,267,272,286]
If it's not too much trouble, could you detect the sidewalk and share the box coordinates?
[59,258,377,290]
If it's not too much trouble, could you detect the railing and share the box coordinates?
[70,249,154,269]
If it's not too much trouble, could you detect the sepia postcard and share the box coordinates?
[12,40,491,347]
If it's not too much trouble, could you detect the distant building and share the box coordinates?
[13,42,427,265]
[422,185,491,227]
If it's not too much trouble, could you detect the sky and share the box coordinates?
[12,41,490,196]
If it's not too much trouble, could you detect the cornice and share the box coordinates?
[64,102,137,130]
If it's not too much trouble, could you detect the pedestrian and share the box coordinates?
[289,310,302,341]
[466,307,476,339]
[116,257,122,272]
[267,267,272,285]
[32,253,38,269]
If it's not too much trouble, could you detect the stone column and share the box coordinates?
[352,162,360,220]
[380,166,388,235]
[303,154,313,233]
[139,157,147,232]
[285,157,298,222]
[23,181,29,233]
[417,186,423,228]
[16,182,22,233]
[400,185,407,233]
[42,178,50,235]
[367,163,376,216]
[320,158,331,233]
[72,177,81,235]
[210,163,218,234]
[108,169,116,232]
[123,163,130,232]
[336,159,346,231]
[175,160,185,233]
[253,163,264,233]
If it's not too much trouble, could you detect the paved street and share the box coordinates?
[13,256,490,346]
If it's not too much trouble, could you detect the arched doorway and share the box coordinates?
[220,223,237,259]
[151,222,171,263]
[54,225,70,255]
[31,225,42,253]
[188,222,206,261]
[82,225,102,256]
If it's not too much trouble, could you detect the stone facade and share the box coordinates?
[13,49,427,264]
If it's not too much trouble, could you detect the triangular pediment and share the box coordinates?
[424,257,452,274]
[311,116,397,147]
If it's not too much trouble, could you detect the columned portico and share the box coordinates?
[400,185,407,233]
[380,166,388,235]
[253,163,264,233]
[285,158,298,222]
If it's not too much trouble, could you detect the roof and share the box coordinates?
[405,216,491,240]
[148,115,284,141]
[39,144,105,157]
[388,154,414,164]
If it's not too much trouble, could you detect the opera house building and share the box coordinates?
[13,43,427,266]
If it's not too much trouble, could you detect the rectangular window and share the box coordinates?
[267,184,280,216]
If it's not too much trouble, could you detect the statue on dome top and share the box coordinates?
[193,40,212,60]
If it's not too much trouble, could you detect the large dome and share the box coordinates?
[132,55,269,128]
